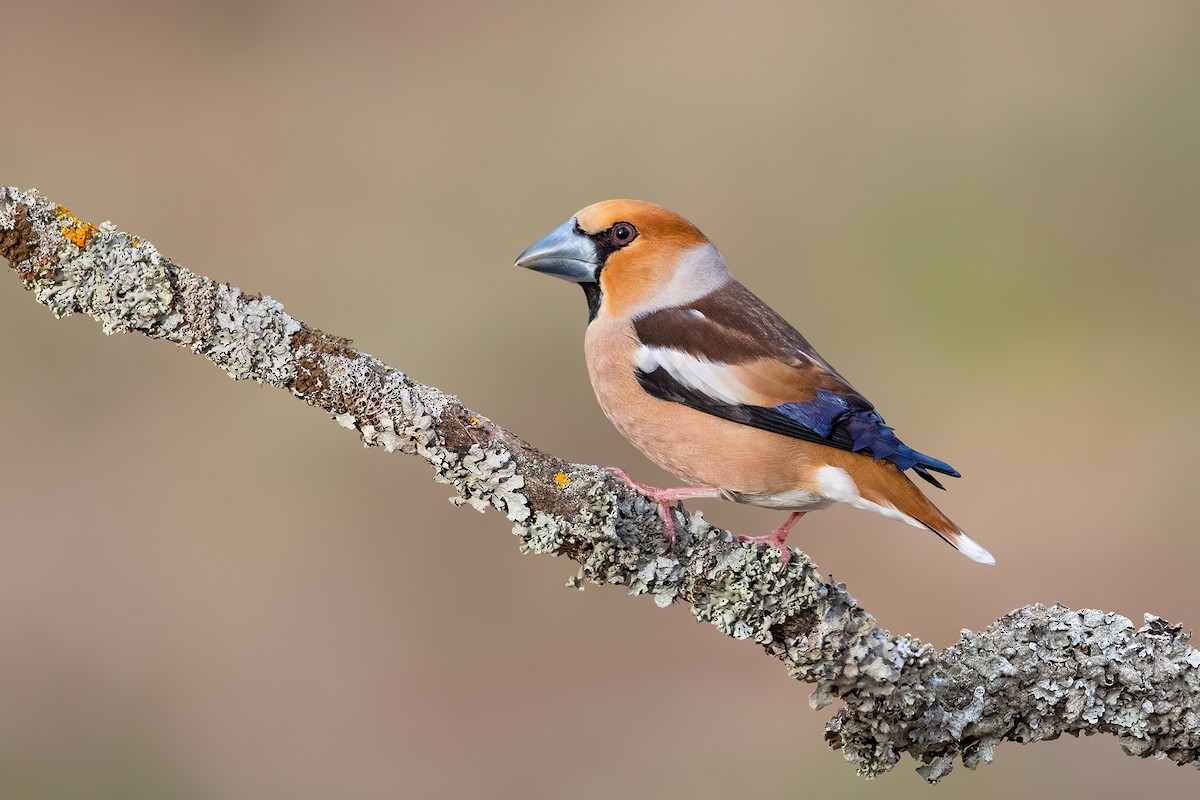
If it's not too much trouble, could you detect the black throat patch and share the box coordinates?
[581,281,602,322]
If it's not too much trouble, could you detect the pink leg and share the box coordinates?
[608,468,722,546]
[738,511,806,566]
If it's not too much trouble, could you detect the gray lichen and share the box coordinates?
[3,184,1199,783]
[37,220,175,334]
[829,605,1200,780]
[205,284,299,384]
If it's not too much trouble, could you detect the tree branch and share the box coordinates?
[3,185,1198,782]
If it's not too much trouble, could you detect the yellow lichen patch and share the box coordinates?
[554,472,571,490]
[469,416,483,428]
[56,205,98,249]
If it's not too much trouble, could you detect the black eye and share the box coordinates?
[609,222,637,247]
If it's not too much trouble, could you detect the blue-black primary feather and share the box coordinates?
[635,370,959,488]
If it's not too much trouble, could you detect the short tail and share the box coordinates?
[839,457,995,565]
[933,527,995,565]
[898,485,995,565]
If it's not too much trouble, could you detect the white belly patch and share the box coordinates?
[725,487,835,511]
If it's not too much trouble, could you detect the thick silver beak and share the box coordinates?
[514,218,599,283]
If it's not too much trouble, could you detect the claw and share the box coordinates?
[737,511,806,567]
[607,468,721,548]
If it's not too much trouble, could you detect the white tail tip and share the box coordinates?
[954,532,996,565]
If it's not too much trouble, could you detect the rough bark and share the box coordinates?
[3,185,1198,782]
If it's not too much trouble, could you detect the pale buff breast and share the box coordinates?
[583,316,833,509]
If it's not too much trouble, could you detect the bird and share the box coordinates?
[514,200,993,566]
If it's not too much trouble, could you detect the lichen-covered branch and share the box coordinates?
[3,185,1198,782]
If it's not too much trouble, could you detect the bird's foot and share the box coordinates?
[737,511,806,567]
[607,468,721,548]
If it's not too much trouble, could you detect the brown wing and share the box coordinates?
[631,281,959,484]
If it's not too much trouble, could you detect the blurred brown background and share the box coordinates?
[3,1,1199,798]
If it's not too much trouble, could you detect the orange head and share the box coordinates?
[515,200,731,320]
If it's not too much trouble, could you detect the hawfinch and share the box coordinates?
[515,200,993,566]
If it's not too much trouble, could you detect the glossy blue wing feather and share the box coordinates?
[636,370,960,484]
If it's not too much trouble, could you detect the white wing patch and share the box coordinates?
[636,345,753,406]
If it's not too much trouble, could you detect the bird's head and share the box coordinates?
[515,200,731,321]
